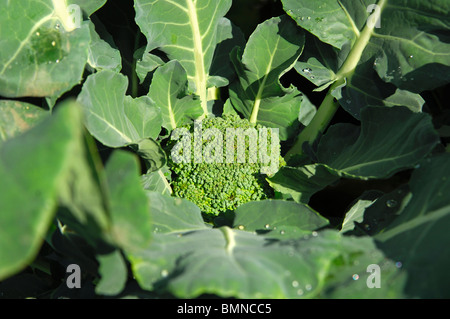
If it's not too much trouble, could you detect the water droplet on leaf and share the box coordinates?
[292,280,299,288]
[386,199,398,208]
[352,274,359,280]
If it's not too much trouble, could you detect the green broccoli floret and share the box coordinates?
[167,113,282,217]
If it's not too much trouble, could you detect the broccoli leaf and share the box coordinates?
[127,192,403,298]
[148,60,203,131]
[77,70,162,147]
[104,150,152,252]
[270,106,439,203]
[283,0,450,119]
[0,0,93,102]
[228,15,305,140]
[0,100,49,146]
[0,101,94,280]
[134,0,233,116]
[374,154,450,298]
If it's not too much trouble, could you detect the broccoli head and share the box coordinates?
[167,113,282,217]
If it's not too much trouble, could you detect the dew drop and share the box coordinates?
[35,31,40,36]
[55,23,60,30]
[238,225,245,230]
[264,224,270,229]
[386,199,398,208]
[352,274,359,280]
[346,99,351,104]
[300,17,305,21]
[280,230,285,235]
[305,284,312,291]
[51,41,56,46]
[292,280,299,288]
[310,75,315,79]
[307,16,311,20]
[55,59,60,63]
[312,231,318,237]
[302,68,312,74]
[297,289,304,296]
[161,269,169,277]
[395,261,403,268]
[409,55,413,59]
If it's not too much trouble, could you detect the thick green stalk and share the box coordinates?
[285,0,387,161]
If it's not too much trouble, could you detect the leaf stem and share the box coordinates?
[285,0,387,161]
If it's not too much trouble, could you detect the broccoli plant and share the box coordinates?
[1,0,450,300]
[168,113,281,217]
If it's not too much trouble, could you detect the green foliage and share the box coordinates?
[1,0,450,300]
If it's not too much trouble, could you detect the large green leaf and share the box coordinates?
[0,100,85,280]
[0,0,92,100]
[148,60,203,131]
[141,167,172,196]
[268,164,340,204]
[134,0,232,115]
[294,35,425,119]
[228,15,305,140]
[127,192,402,298]
[375,154,450,298]
[282,0,369,50]
[233,200,329,233]
[87,20,122,72]
[104,150,152,252]
[95,249,128,296]
[283,0,450,119]
[0,100,49,146]
[317,106,439,178]
[270,106,439,203]
[77,70,162,147]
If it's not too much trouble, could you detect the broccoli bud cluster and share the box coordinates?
[167,114,282,217]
